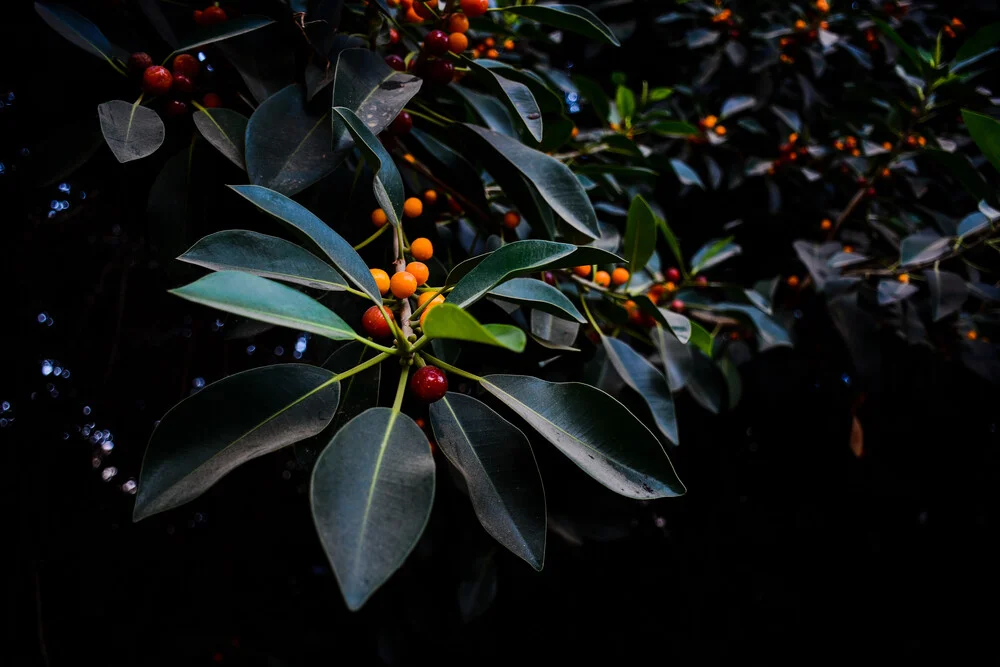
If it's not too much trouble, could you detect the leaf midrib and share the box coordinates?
[353,409,399,577]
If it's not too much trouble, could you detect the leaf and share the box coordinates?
[456,124,600,240]
[422,304,527,353]
[616,85,636,121]
[430,393,546,569]
[962,109,1000,174]
[877,279,918,305]
[501,3,620,46]
[623,195,657,274]
[648,120,699,137]
[654,215,685,273]
[408,129,489,217]
[924,149,991,202]
[691,237,741,274]
[311,408,435,610]
[170,15,274,56]
[488,278,585,323]
[686,27,720,49]
[229,184,382,301]
[192,108,248,170]
[927,269,967,321]
[953,23,1000,71]
[97,101,165,163]
[454,86,517,138]
[771,105,801,132]
[872,17,925,74]
[602,337,678,445]
[530,310,581,351]
[719,95,756,119]
[958,212,990,237]
[669,159,705,189]
[35,2,125,66]
[652,323,694,392]
[899,231,952,266]
[447,240,621,309]
[572,74,611,122]
[217,25,297,104]
[475,61,564,114]
[480,375,685,498]
[332,106,404,226]
[170,271,358,340]
[245,84,334,196]
[464,58,543,142]
[178,230,349,291]
[134,364,339,520]
[686,350,725,414]
[710,303,792,351]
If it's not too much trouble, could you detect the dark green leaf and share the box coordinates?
[311,408,434,610]
[171,15,274,56]
[652,323,694,391]
[686,350,725,414]
[489,278,585,323]
[430,393,546,569]
[623,195,657,274]
[573,164,659,179]
[481,375,685,498]
[97,100,165,163]
[688,320,714,356]
[500,4,620,46]
[332,106,404,226]
[35,2,126,66]
[475,61,564,113]
[953,23,1000,71]
[691,237,741,274]
[709,303,792,351]
[962,109,1000,174]
[925,148,991,201]
[192,107,248,170]
[530,310,581,351]
[572,74,611,122]
[134,364,339,520]
[872,17,925,74]
[877,279,918,305]
[927,269,967,321]
[408,129,489,218]
[602,337,678,445]
[655,215,685,274]
[422,304,526,352]
[899,231,952,266]
[454,86,517,137]
[464,58,543,142]
[217,25,297,104]
[648,120,699,137]
[719,95,756,119]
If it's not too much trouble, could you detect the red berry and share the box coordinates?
[695,275,708,285]
[866,187,877,197]
[666,267,681,282]
[425,59,454,85]
[389,111,413,135]
[460,0,489,19]
[424,30,450,55]
[414,1,437,19]
[671,299,685,312]
[202,93,222,108]
[542,271,555,285]
[390,28,400,44]
[142,66,173,95]
[172,53,200,79]
[202,6,227,24]
[165,100,188,117]
[410,365,448,402]
[193,9,205,24]
[362,305,395,338]
[127,52,153,77]
[385,54,405,71]
[172,74,194,94]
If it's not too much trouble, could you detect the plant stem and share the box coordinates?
[353,223,390,251]
[392,227,416,342]
[354,336,399,356]
[419,352,483,382]
[403,108,448,127]
[392,364,410,413]
[578,294,604,337]
[332,352,391,383]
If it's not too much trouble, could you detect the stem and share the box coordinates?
[410,335,430,353]
[578,294,604,337]
[403,107,448,127]
[397,156,492,226]
[353,223,390,251]
[827,186,867,240]
[409,285,448,322]
[419,353,483,382]
[332,352,391,383]
[354,336,399,356]
[392,364,410,413]
[393,228,416,342]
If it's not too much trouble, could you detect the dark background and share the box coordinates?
[5,1,1000,664]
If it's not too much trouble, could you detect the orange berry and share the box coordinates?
[882,168,891,178]
[952,17,964,28]
[415,417,426,429]
[788,132,799,144]
[571,126,579,138]
[448,32,469,53]
[787,275,800,288]
[834,140,845,151]
[503,211,521,229]
[795,19,807,30]
[967,330,978,341]
[390,271,418,298]
[702,115,718,129]
[448,12,469,33]
[403,153,416,164]
[370,268,391,295]
[851,148,861,157]
[715,125,727,136]
[423,189,438,204]
[816,0,829,12]
[898,273,910,284]
[405,7,423,23]
[418,292,445,307]
[406,261,430,286]
[821,218,832,230]
[420,300,442,327]
[410,237,434,261]
[882,141,893,150]
[611,267,630,286]
[403,197,423,218]
[845,136,857,148]
[917,136,927,147]
[573,265,592,278]
[820,20,829,29]
[843,245,854,254]
[486,48,499,58]
[610,121,621,131]
[371,208,389,227]
[484,37,495,48]
[624,299,638,312]
[780,54,795,64]
[503,38,515,51]
[943,25,955,38]
[594,270,611,287]
[460,0,489,19]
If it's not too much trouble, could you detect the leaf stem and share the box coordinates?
[354,336,399,356]
[353,223,390,251]
[419,352,483,382]
[403,107,448,127]
[392,364,410,413]
[332,352,391,383]
[578,294,604,337]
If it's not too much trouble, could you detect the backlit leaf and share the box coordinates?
[97,101,165,163]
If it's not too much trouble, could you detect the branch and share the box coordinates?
[393,228,415,341]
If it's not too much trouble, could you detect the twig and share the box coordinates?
[393,229,415,341]
[827,186,867,241]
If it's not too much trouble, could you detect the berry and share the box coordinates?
[424,30,450,55]
[202,93,222,108]
[423,189,438,204]
[193,9,204,24]
[611,267,630,286]
[362,305,394,338]
[370,268,391,295]
[866,187,877,197]
[671,299,685,312]
[406,261,430,286]
[460,0,489,18]
[403,153,416,164]
[666,267,681,282]
[420,300,442,327]
[425,59,455,85]
[449,32,469,53]
[573,265,592,278]
[503,39,515,51]
[202,6,227,24]
[898,273,910,284]
[165,100,188,117]
[371,208,389,227]
[410,365,448,402]
[142,66,173,95]
[389,111,413,135]
[390,271,418,298]
[414,1,437,20]
[127,52,153,77]
[484,38,496,48]
[542,271,555,285]
[787,275,800,288]
[448,13,469,33]
[486,48,499,59]
[403,197,423,218]
[701,115,718,129]
[172,53,200,78]
[390,28,400,44]
[594,270,611,287]
[385,54,406,71]
[503,211,521,229]
[172,74,194,94]
[410,237,434,260]
[418,292,445,308]
[820,218,832,230]
[715,125,727,136]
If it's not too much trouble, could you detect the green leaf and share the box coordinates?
[170,15,274,56]
[669,159,705,189]
[602,337,679,445]
[616,85,636,121]
[648,120,699,137]
[332,106,404,226]
[464,58,543,142]
[623,195,657,273]
[170,271,358,341]
[691,237,741,274]
[962,109,1000,174]
[447,240,622,309]
[475,61,564,114]
[530,310,580,351]
[652,322,694,391]
[97,101,165,163]
[649,87,673,101]
[632,296,693,344]
[872,17,925,74]
[422,304,527,353]
[229,184,383,302]
[572,74,612,122]
[454,86,517,138]
[687,350,725,414]
[709,303,793,351]
[192,107,248,170]
[134,364,339,520]
[688,320,714,356]
[500,4,620,47]
[429,393,546,569]
[719,95,756,119]
[480,375,685,498]
[246,84,333,196]
[899,231,952,266]
[654,215,685,274]
[488,278,586,323]
[572,164,659,179]
[953,23,1000,71]
[178,230,349,291]
[408,128,489,219]
[311,408,435,610]
[927,269,968,321]
[35,2,126,66]
[925,148,991,201]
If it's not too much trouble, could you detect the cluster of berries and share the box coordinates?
[710,8,740,40]
[471,35,516,59]
[127,52,221,117]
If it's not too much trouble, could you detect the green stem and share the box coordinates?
[409,286,448,322]
[419,353,483,382]
[332,352,391,383]
[578,294,605,337]
[354,336,399,356]
[404,107,448,128]
[392,364,410,413]
[353,223,390,251]
[411,335,430,353]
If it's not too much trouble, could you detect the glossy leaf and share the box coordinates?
[454,86,517,138]
[447,240,621,309]
[719,95,756,119]
[652,323,694,392]
[877,279,918,305]
[686,350,725,414]
[481,375,685,499]
[710,303,792,351]
[134,364,339,520]
[953,23,1000,71]
[170,16,274,56]
[476,60,564,113]
[170,271,357,340]
[178,230,349,291]
[429,393,546,569]
[872,17,925,73]
[229,184,382,302]
[669,159,705,189]
[332,106,404,226]
[927,269,967,321]
[35,2,126,66]
[573,74,611,122]
[899,231,952,266]
[648,121,700,137]
[422,304,527,353]
[616,85,636,120]
[925,149,990,202]
[623,195,657,274]
[602,337,679,445]
[489,278,585,323]
[691,237,741,274]
[408,129,489,219]
[962,109,1000,174]
[530,311,581,351]
[311,408,435,610]
[97,101,165,163]
[465,58,543,142]
[501,3,620,46]
[217,25,297,104]
[193,108,248,170]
